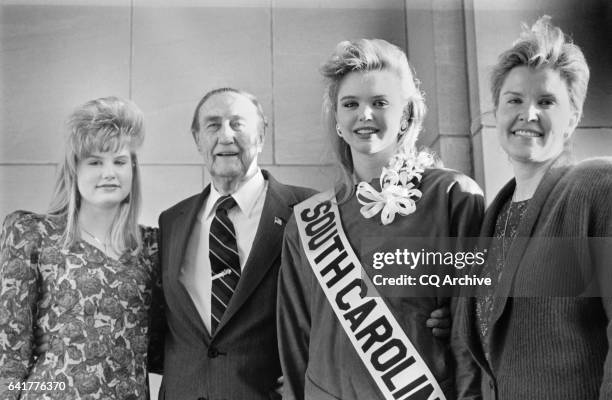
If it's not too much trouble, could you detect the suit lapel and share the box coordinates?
[215,173,295,334]
[489,160,571,328]
[168,186,212,342]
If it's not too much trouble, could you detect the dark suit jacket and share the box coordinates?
[453,157,612,400]
[155,171,315,400]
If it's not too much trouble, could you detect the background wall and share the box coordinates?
[2,1,610,217]
[0,0,490,226]
[0,0,401,226]
[1,0,610,396]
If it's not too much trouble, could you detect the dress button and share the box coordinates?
[207,347,219,358]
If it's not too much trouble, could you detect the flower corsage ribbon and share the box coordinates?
[356,152,431,225]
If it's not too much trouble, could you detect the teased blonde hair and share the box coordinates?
[48,96,144,253]
[320,38,434,200]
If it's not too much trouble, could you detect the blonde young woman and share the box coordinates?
[278,39,484,400]
[0,97,160,399]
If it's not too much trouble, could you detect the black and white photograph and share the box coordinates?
[1,0,611,399]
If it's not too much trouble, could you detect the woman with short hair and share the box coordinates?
[454,16,612,399]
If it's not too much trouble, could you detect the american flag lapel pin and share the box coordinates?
[274,217,283,226]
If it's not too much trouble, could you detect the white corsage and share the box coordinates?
[356,151,431,225]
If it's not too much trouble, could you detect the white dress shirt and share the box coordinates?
[179,170,268,333]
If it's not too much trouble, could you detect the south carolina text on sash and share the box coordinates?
[294,190,446,400]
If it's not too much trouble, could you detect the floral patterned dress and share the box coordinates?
[0,211,161,400]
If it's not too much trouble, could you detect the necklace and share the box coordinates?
[501,203,512,264]
[502,192,516,235]
[80,226,109,253]
[501,190,519,264]
[501,191,530,263]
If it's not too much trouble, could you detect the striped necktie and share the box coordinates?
[209,195,240,334]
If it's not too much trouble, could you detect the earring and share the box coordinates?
[397,120,409,139]
[336,124,343,137]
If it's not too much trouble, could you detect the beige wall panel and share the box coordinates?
[272,0,406,164]
[263,164,338,192]
[1,2,131,163]
[438,136,472,176]
[0,165,57,220]
[472,0,612,128]
[572,128,612,160]
[407,0,473,180]
[132,1,273,165]
[480,126,513,204]
[432,1,470,138]
[471,129,485,188]
[405,0,438,148]
[139,164,204,227]
[464,0,485,187]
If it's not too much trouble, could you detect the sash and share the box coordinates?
[294,190,446,400]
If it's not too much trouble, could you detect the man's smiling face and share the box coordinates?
[195,92,264,185]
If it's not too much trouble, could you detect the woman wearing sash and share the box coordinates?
[277,39,484,400]
[453,17,612,399]
[0,97,161,399]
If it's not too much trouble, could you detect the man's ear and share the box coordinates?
[193,131,203,153]
[257,124,266,147]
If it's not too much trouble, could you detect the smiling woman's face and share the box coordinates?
[335,69,406,160]
[495,66,579,167]
[76,148,133,211]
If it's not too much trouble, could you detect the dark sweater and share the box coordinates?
[455,157,612,400]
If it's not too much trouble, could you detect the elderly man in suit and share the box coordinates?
[156,88,315,400]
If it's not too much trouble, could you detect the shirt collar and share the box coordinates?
[204,169,265,218]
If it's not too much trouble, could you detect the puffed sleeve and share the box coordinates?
[0,211,42,399]
[447,173,485,239]
[447,175,485,400]
[140,226,165,375]
[277,215,312,400]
